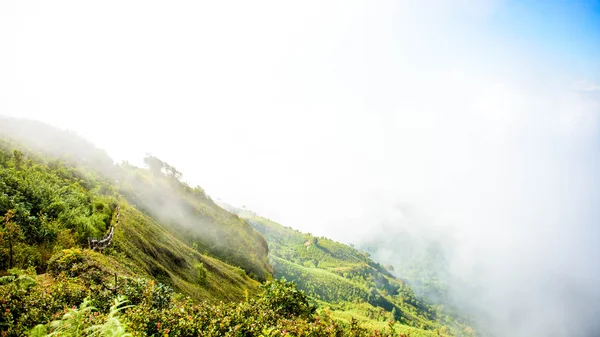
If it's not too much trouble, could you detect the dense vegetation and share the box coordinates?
[0,116,271,283]
[0,117,473,336]
[0,136,261,305]
[229,208,476,336]
[2,261,411,337]
[117,160,271,281]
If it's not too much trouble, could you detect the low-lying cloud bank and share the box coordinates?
[344,74,600,336]
[311,2,600,336]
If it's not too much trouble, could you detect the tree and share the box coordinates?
[163,163,182,181]
[195,262,207,285]
[143,155,164,176]
[258,279,315,318]
[2,210,23,269]
[12,150,23,169]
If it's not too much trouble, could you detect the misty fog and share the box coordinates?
[2,0,599,336]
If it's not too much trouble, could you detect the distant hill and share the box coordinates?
[226,206,475,337]
[0,116,116,177]
[117,161,272,282]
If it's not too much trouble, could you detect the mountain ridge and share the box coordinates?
[0,116,473,336]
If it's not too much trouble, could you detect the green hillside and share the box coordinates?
[0,136,261,303]
[0,117,270,281]
[229,208,476,337]
[0,117,473,336]
[117,161,271,282]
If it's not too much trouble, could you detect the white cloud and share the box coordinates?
[575,81,600,92]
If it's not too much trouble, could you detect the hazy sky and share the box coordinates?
[2,0,598,234]
[2,1,600,334]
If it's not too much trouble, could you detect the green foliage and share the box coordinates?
[2,270,419,337]
[47,248,86,277]
[37,298,96,336]
[0,274,87,336]
[0,261,173,336]
[195,262,207,285]
[0,134,263,304]
[0,118,475,336]
[1,209,24,269]
[29,296,132,337]
[0,268,37,290]
[270,256,372,303]
[88,297,132,337]
[258,279,316,318]
[0,139,118,272]
[12,150,23,169]
[110,204,262,303]
[239,210,390,276]
[232,209,473,336]
[121,276,398,337]
[118,163,272,282]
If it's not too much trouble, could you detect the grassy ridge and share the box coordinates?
[111,203,261,302]
[0,116,271,283]
[0,136,261,303]
[118,165,271,281]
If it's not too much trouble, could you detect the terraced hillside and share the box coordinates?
[229,207,475,337]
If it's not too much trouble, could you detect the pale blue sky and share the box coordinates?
[492,0,600,76]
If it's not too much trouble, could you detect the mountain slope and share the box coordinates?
[228,207,475,336]
[0,116,116,177]
[0,117,473,336]
[0,136,262,303]
[0,116,271,282]
[117,162,271,281]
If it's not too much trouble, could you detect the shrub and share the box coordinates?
[1,270,404,337]
[29,296,132,337]
[258,278,315,318]
[47,248,84,277]
[195,263,207,285]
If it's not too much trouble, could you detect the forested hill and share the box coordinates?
[0,132,267,299]
[0,116,271,282]
[0,116,472,336]
[226,206,476,337]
